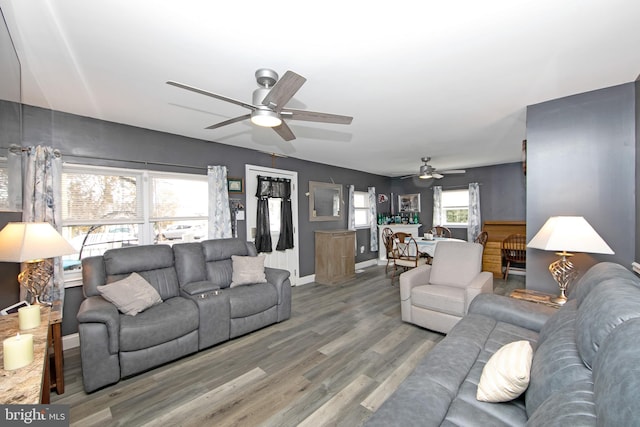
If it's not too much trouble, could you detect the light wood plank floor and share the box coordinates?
[52,265,444,426]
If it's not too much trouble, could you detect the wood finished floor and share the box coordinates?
[52,265,445,427]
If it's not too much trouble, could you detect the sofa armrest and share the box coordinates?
[77,295,120,354]
[399,264,432,301]
[468,293,556,332]
[265,267,290,287]
[181,280,221,296]
[463,271,493,313]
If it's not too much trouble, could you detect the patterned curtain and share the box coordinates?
[207,165,232,239]
[467,182,481,242]
[7,145,22,211]
[432,185,442,228]
[368,186,378,252]
[22,146,64,303]
[347,185,356,256]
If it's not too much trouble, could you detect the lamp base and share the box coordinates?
[548,252,577,307]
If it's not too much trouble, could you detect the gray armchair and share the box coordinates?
[400,241,493,334]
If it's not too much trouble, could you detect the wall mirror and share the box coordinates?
[309,181,343,222]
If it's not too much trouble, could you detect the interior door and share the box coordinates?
[245,165,299,286]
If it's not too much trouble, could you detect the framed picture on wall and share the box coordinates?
[398,193,421,212]
[227,177,244,194]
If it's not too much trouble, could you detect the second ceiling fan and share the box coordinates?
[167,69,353,141]
[401,157,466,180]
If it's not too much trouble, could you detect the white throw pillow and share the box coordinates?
[476,340,533,402]
[97,272,162,316]
[230,254,267,287]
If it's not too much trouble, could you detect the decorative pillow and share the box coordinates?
[97,272,162,316]
[476,340,533,402]
[230,254,267,287]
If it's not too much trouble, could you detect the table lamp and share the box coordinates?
[0,222,77,304]
[527,216,614,305]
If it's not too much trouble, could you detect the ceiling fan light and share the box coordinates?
[419,173,432,179]
[250,110,282,128]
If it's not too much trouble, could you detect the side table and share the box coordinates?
[49,300,64,395]
[509,289,562,309]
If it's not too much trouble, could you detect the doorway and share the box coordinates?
[245,164,300,286]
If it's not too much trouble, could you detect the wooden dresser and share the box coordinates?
[482,221,526,278]
[315,230,356,285]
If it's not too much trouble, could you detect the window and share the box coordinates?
[353,191,371,228]
[441,189,469,227]
[0,157,8,210]
[60,164,208,276]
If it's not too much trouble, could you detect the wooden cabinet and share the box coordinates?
[482,221,526,278]
[315,230,356,285]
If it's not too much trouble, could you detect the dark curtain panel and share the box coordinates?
[276,179,294,250]
[255,176,273,253]
[254,175,294,253]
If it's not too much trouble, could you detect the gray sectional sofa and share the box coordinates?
[366,262,640,426]
[77,238,291,392]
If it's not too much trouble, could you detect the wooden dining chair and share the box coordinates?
[431,226,452,238]
[502,234,526,280]
[381,227,394,273]
[474,231,489,248]
[391,236,427,285]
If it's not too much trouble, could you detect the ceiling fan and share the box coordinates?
[166,69,353,142]
[401,157,466,180]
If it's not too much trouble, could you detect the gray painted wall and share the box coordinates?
[526,82,636,294]
[393,162,526,240]
[13,104,527,335]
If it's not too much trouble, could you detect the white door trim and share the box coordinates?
[245,164,300,286]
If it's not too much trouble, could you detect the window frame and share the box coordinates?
[353,191,371,229]
[440,188,469,228]
[61,164,208,284]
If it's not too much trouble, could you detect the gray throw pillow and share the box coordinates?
[230,254,267,287]
[97,272,162,316]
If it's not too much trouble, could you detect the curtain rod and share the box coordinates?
[3,145,207,171]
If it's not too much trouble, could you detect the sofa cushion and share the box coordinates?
[173,242,207,286]
[576,280,640,369]
[526,300,591,417]
[119,297,199,351]
[97,273,162,316]
[411,284,465,317]
[525,381,596,426]
[230,254,267,287]
[429,241,482,288]
[229,282,278,318]
[104,245,180,300]
[202,239,256,289]
[477,340,533,402]
[570,261,639,305]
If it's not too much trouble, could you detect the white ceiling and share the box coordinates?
[2,0,639,177]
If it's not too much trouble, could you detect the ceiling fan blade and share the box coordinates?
[282,108,353,125]
[166,81,256,111]
[260,71,306,112]
[432,173,444,179]
[272,120,296,141]
[399,174,416,180]
[442,169,466,174]
[205,114,251,130]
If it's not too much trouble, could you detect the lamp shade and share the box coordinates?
[527,216,614,255]
[0,222,77,262]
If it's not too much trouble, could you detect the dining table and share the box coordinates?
[415,237,465,257]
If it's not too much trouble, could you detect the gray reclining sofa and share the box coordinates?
[77,238,291,392]
[367,262,640,426]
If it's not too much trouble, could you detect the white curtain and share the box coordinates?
[347,184,357,256]
[467,182,481,242]
[368,186,378,252]
[432,185,442,228]
[7,145,22,211]
[347,185,355,231]
[207,165,232,239]
[22,145,64,303]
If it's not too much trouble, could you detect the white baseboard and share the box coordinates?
[63,332,79,350]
